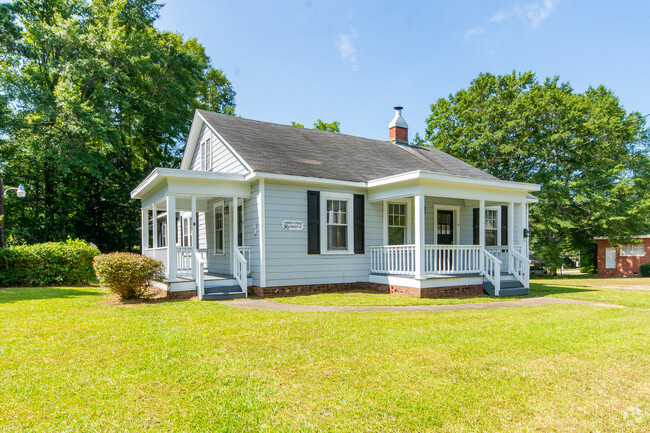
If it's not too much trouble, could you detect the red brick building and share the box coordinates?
[596,236,650,278]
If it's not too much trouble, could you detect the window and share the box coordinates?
[485,208,499,246]
[181,215,192,246]
[321,193,353,253]
[388,203,407,245]
[214,204,224,254]
[620,244,645,257]
[200,138,211,171]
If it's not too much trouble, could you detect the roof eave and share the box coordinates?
[368,170,542,192]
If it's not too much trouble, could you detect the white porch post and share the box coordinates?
[508,202,514,271]
[152,202,158,248]
[141,207,148,253]
[166,194,177,282]
[414,194,425,280]
[521,202,528,257]
[191,195,197,276]
[232,196,239,275]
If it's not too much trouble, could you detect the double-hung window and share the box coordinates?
[321,193,354,254]
[200,138,212,171]
[388,203,407,245]
[213,204,224,254]
[620,244,645,257]
[485,207,499,246]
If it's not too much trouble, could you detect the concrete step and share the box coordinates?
[483,280,529,297]
[202,285,246,301]
[204,278,239,288]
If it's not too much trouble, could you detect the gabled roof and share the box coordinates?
[193,109,499,183]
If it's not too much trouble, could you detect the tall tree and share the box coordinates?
[425,71,650,271]
[313,119,340,133]
[0,0,236,252]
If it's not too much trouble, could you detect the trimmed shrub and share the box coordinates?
[0,239,100,286]
[640,263,650,278]
[93,253,164,300]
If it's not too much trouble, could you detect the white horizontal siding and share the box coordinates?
[190,124,248,174]
[263,181,382,286]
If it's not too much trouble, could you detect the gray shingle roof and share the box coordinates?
[198,110,499,183]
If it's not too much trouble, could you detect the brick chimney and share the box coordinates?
[389,106,408,145]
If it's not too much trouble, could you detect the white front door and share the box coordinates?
[605,248,616,269]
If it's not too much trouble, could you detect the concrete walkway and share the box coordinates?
[224,297,625,313]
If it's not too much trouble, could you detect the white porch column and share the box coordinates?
[508,202,514,270]
[191,195,197,276]
[479,200,485,247]
[152,202,158,248]
[232,196,239,275]
[166,194,177,282]
[521,202,529,257]
[414,194,425,280]
[141,207,149,253]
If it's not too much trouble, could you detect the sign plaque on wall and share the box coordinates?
[282,220,304,231]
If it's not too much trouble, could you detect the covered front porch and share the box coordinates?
[133,169,252,299]
[367,191,532,296]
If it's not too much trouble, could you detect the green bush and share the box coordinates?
[640,263,650,278]
[0,239,100,286]
[93,253,164,300]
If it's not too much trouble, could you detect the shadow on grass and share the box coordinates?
[0,286,103,304]
[532,273,597,281]
[528,282,597,297]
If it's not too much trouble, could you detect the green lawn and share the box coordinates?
[1,285,649,432]
[266,291,506,306]
[530,276,650,308]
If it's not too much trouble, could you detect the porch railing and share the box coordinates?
[233,247,248,297]
[194,249,205,300]
[510,248,530,288]
[238,246,251,275]
[424,245,482,275]
[177,246,193,278]
[370,245,415,275]
[481,249,502,296]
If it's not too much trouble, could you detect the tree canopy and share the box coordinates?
[424,71,650,271]
[290,119,340,132]
[0,0,236,252]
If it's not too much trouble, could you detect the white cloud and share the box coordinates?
[491,0,558,27]
[337,28,359,71]
[465,26,485,38]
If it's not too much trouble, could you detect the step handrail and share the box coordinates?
[480,248,502,296]
[193,249,205,300]
[233,247,248,298]
[510,248,531,288]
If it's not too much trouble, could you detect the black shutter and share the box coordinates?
[307,191,320,254]
[354,194,365,254]
[473,208,479,245]
[501,205,508,246]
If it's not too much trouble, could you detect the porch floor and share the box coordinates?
[177,272,234,282]
[369,271,510,279]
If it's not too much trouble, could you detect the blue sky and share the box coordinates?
[156,0,650,141]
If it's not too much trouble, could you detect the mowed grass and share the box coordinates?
[530,276,650,308]
[267,291,506,306]
[0,286,649,432]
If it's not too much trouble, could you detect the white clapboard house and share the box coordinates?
[131,108,540,300]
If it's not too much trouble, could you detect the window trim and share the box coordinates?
[237,202,245,248]
[484,206,501,247]
[433,204,460,245]
[320,192,354,255]
[200,137,212,171]
[619,244,645,257]
[383,199,412,245]
[213,201,225,255]
[181,214,192,247]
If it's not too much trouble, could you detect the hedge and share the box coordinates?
[0,239,100,286]
[640,263,650,278]
[93,253,164,300]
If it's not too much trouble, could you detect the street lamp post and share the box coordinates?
[0,177,26,249]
